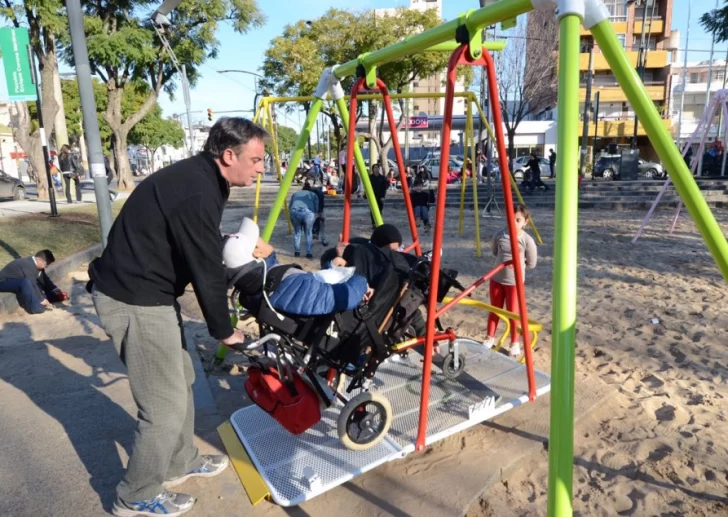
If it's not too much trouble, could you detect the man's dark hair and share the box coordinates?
[35,249,55,265]
[302,181,311,191]
[203,118,269,160]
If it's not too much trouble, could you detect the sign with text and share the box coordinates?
[408,116,428,129]
[0,28,36,102]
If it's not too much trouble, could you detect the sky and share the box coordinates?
[157,0,719,130]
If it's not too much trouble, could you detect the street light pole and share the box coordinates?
[631,0,649,150]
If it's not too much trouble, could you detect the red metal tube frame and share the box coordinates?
[415,44,537,452]
[435,261,509,320]
[342,77,421,255]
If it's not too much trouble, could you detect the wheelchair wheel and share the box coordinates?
[338,392,392,451]
[442,352,466,380]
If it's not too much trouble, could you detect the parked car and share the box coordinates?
[593,155,665,180]
[0,170,26,200]
[418,156,464,180]
[511,156,550,181]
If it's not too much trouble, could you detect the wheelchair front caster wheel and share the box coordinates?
[338,392,392,451]
[442,352,466,380]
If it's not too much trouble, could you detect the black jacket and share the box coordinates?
[0,256,57,301]
[89,152,234,339]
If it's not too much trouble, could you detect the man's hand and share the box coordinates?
[363,287,375,302]
[221,329,245,348]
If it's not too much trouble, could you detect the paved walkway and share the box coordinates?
[0,181,130,218]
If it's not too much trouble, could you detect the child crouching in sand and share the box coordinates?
[483,205,538,357]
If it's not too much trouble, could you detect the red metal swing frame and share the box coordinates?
[342,77,421,255]
[414,44,537,450]
[339,49,537,452]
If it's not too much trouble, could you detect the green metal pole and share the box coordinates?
[333,0,533,79]
[547,13,581,517]
[591,20,728,282]
[262,97,324,242]
[428,40,507,52]
[334,96,383,226]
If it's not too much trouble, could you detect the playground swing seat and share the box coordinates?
[228,245,467,451]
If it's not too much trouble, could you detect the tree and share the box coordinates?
[63,0,264,190]
[129,107,185,172]
[499,15,558,160]
[61,78,113,152]
[700,3,728,42]
[1,0,66,199]
[275,125,300,155]
[261,8,472,172]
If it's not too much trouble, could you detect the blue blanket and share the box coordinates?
[268,273,368,316]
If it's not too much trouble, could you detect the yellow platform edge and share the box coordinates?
[217,420,270,506]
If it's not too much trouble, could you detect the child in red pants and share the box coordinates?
[483,205,538,357]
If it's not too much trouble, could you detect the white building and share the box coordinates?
[670,59,728,143]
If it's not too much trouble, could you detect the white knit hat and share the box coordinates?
[223,217,260,268]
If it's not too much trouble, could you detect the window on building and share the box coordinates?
[632,36,657,50]
[689,73,700,84]
[616,34,626,47]
[413,105,419,111]
[603,0,627,22]
[413,81,419,87]
[714,71,726,83]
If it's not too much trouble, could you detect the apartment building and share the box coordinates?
[527,0,676,161]
[670,59,727,144]
[374,0,465,146]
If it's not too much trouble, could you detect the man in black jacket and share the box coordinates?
[369,164,390,228]
[89,118,266,517]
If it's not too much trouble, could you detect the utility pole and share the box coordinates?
[698,0,719,176]
[181,65,196,156]
[718,47,728,176]
[631,0,650,150]
[67,0,113,244]
[580,41,594,173]
[593,92,601,157]
[676,0,691,148]
[28,50,58,216]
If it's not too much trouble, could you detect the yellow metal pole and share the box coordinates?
[469,100,482,257]
[265,103,293,234]
[458,103,470,236]
[252,102,266,224]
[472,99,544,245]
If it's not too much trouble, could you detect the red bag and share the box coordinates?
[245,364,321,435]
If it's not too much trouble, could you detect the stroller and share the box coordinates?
[228,246,465,451]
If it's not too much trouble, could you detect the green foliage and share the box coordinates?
[129,108,185,152]
[700,3,728,43]
[273,125,299,154]
[261,8,473,105]
[60,78,112,150]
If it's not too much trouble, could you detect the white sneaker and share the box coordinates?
[482,337,496,349]
[509,342,522,358]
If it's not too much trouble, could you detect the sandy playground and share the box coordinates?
[1,199,726,516]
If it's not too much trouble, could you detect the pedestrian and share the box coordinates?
[0,249,68,314]
[482,205,538,358]
[369,164,389,229]
[59,144,83,204]
[338,146,347,176]
[410,178,431,232]
[49,159,62,190]
[313,151,323,185]
[311,185,328,247]
[289,181,319,259]
[549,148,556,178]
[88,118,263,516]
[105,154,119,202]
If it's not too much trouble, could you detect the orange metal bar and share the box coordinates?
[434,261,509,320]
[342,78,366,243]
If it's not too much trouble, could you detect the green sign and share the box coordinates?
[0,28,37,102]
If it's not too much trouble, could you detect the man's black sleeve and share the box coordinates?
[37,271,58,296]
[168,195,234,340]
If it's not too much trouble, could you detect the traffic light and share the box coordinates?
[207,108,213,121]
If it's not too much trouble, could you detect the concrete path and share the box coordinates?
[0,181,130,218]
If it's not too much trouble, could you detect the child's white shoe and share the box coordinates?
[509,342,522,358]
[482,336,496,349]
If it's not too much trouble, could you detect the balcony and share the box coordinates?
[579,50,668,71]
[579,83,665,102]
[588,117,672,137]
[580,18,664,36]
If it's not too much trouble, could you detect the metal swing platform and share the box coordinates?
[227,339,551,506]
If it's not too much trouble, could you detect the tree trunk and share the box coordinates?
[507,129,516,162]
[149,147,157,173]
[104,78,161,190]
